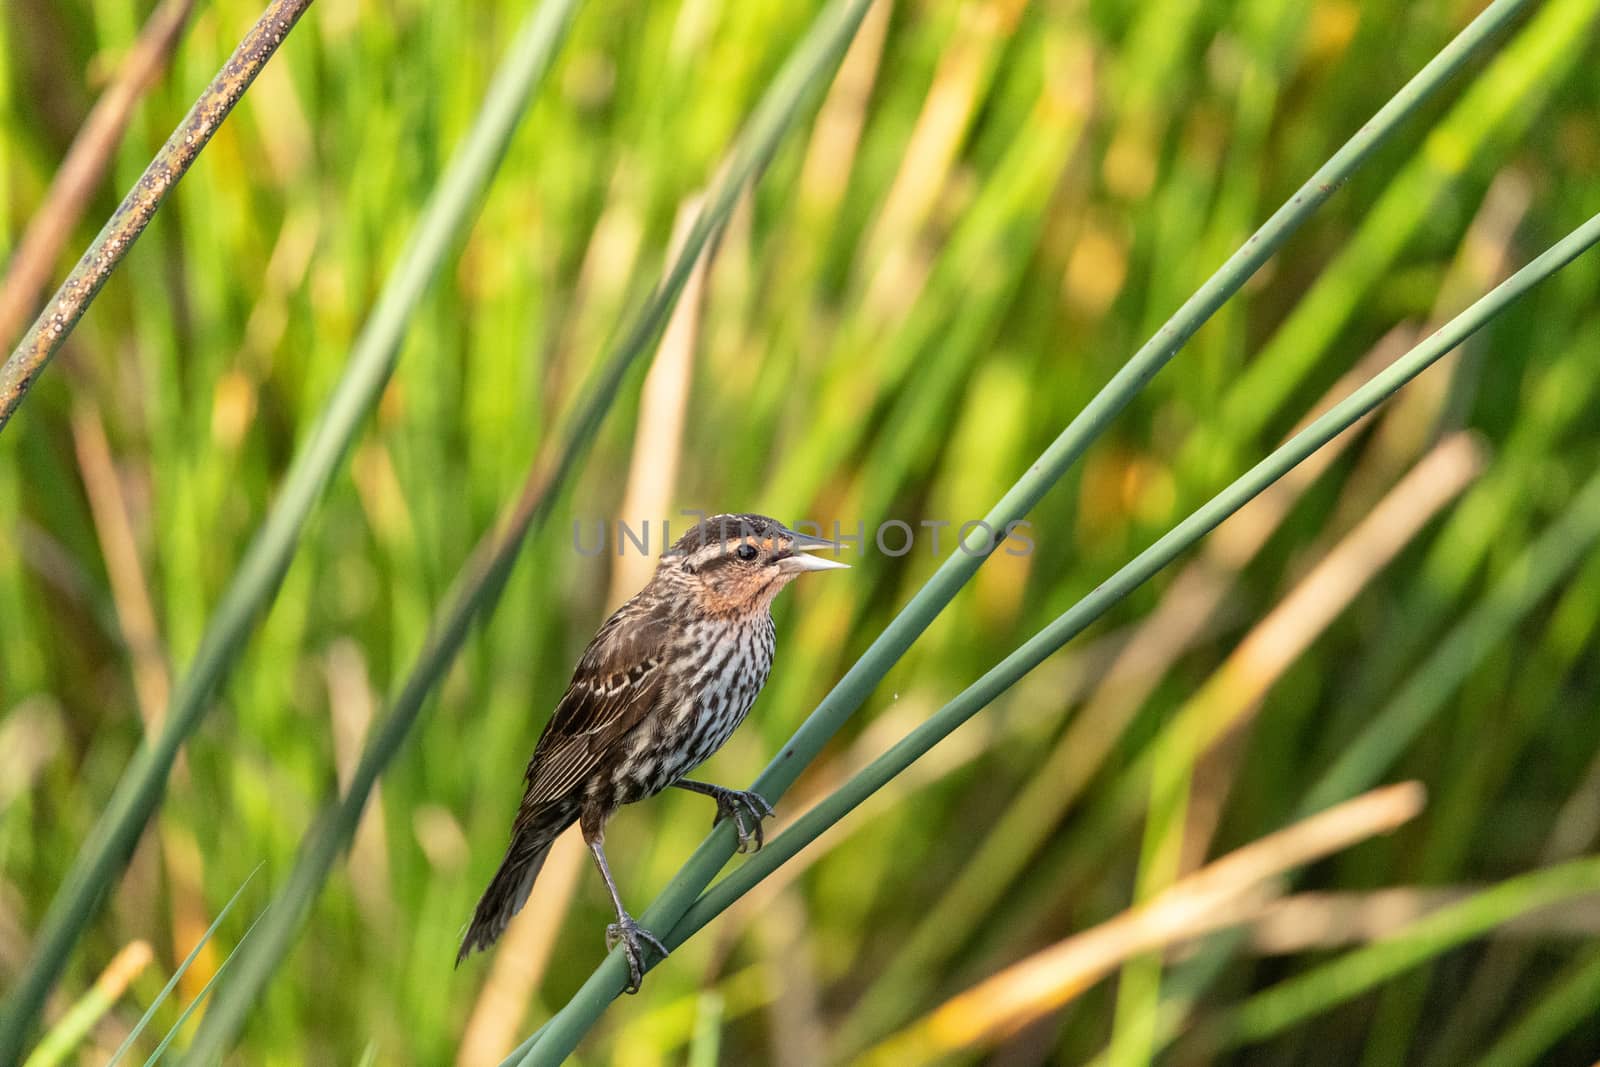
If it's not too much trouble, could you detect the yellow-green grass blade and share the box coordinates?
[662,213,1600,957]
[686,991,725,1067]
[141,908,268,1066]
[523,198,1600,1064]
[1301,459,1600,815]
[784,0,1544,1047]
[1473,947,1600,1067]
[0,0,581,1056]
[21,943,149,1067]
[1203,856,1600,1053]
[182,0,879,1055]
[1186,0,1600,488]
[0,0,316,430]
[105,865,261,1066]
[1107,707,1193,1067]
[1324,323,1600,765]
[1085,429,1600,1062]
[516,0,1543,1055]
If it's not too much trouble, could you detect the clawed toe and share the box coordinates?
[710,788,774,853]
[718,804,760,853]
[606,916,668,994]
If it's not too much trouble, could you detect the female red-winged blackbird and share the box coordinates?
[458,513,847,990]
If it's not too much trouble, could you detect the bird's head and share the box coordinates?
[657,513,849,616]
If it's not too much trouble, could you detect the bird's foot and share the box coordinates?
[605,914,669,994]
[706,785,775,853]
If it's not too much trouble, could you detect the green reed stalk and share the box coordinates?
[0,2,581,1059]
[513,1,1539,1060]
[660,209,1600,975]
[179,0,881,1056]
[0,0,315,431]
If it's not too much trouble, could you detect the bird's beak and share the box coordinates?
[777,529,850,573]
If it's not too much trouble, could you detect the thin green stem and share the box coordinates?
[182,0,883,1053]
[0,0,315,431]
[0,1,581,1058]
[106,865,260,1066]
[1205,856,1600,1052]
[142,907,268,1066]
[515,2,1535,1059]
[1301,462,1600,814]
[1473,947,1600,1067]
[658,213,1600,970]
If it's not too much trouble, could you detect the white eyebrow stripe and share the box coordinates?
[686,542,731,566]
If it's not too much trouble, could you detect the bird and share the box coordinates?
[457,513,848,991]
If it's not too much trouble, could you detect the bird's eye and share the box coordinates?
[736,543,759,562]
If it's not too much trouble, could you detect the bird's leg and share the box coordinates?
[583,826,667,993]
[673,779,775,854]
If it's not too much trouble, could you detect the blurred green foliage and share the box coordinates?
[2,0,1599,1063]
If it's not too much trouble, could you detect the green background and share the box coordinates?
[3,0,1600,1062]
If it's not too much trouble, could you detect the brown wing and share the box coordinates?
[521,593,671,806]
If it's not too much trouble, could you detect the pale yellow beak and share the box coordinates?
[776,529,850,574]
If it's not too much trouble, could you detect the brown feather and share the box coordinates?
[522,593,672,806]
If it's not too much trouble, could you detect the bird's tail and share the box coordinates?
[457,802,577,964]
